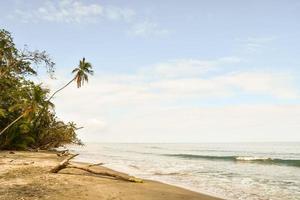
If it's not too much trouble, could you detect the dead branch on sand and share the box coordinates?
[88,162,104,167]
[50,154,79,173]
[50,154,143,183]
[56,150,70,157]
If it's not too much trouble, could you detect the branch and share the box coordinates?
[50,154,79,173]
[88,162,104,167]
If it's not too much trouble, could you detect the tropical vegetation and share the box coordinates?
[0,29,93,150]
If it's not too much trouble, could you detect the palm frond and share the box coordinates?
[72,68,79,73]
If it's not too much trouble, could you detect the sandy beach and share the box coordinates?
[0,151,222,200]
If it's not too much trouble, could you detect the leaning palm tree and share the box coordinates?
[33,57,93,133]
[48,57,94,101]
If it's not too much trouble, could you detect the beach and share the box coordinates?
[1,2,300,200]
[0,151,221,200]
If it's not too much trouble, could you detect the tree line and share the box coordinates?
[0,29,93,150]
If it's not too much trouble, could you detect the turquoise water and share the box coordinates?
[70,143,300,200]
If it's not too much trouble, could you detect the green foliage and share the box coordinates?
[0,29,86,150]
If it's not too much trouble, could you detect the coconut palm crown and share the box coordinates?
[72,57,94,88]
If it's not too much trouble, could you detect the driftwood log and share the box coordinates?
[50,154,79,173]
[50,154,143,183]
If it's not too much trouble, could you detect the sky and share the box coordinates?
[1,0,300,142]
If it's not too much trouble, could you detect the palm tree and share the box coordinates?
[33,57,93,133]
[33,57,93,134]
[48,57,94,101]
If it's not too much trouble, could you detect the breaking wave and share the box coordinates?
[163,154,300,167]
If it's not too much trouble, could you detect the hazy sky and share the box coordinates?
[1,0,300,142]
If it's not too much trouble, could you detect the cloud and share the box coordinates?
[129,21,169,37]
[217,72,298,99]
[10,0,169,37]
[15,0,105,23]
[11,0,136,24]
[104,6,135,22]
[237,36,277,52]
[39,57,299,142]
[142,57,241,78]
[45,58,298,110]
[105,105,300,142]
[81,118,108,132]
[147,71,298,99]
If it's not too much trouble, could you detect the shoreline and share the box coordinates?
[86,160,226,200]
[0,151,223,200]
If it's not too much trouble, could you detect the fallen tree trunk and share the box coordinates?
[50,154,143,183]
[50,154,79,173]
[67,164,143,183]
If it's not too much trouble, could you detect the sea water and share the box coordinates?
[70,143,300,200]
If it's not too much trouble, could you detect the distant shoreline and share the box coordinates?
[0,151,222,200]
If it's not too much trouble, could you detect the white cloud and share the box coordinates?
[142,57,241,78]
[37,56,299,142]
[44,58,298,112]
[237,36,277,52]
[15,0,104,23]
[105,105,300,142]
[217,72,298,99]
[129,21,169,37]
[11,0,168,36]
[12,0,136,24]
[146,71,298,99]
[104,6,135,22]
[81,118,107,132]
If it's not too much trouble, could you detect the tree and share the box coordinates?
[0,28,55,136]
[0,38,93,136]
[47,57,94,102]
[32,57,94,136]
[0,84,52,136]
[0,29,54,78]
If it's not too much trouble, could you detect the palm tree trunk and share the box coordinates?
[33,77,76,137]
[48,77,76,102]
[0,113,25,136]
[37,77,76,119]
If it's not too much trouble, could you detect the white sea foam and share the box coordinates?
[235,156,272,161]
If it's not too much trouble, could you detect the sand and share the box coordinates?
[0,151,222,200]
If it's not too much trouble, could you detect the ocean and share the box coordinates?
[70,142,300,200]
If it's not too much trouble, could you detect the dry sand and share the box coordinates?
[0,151,222,200]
